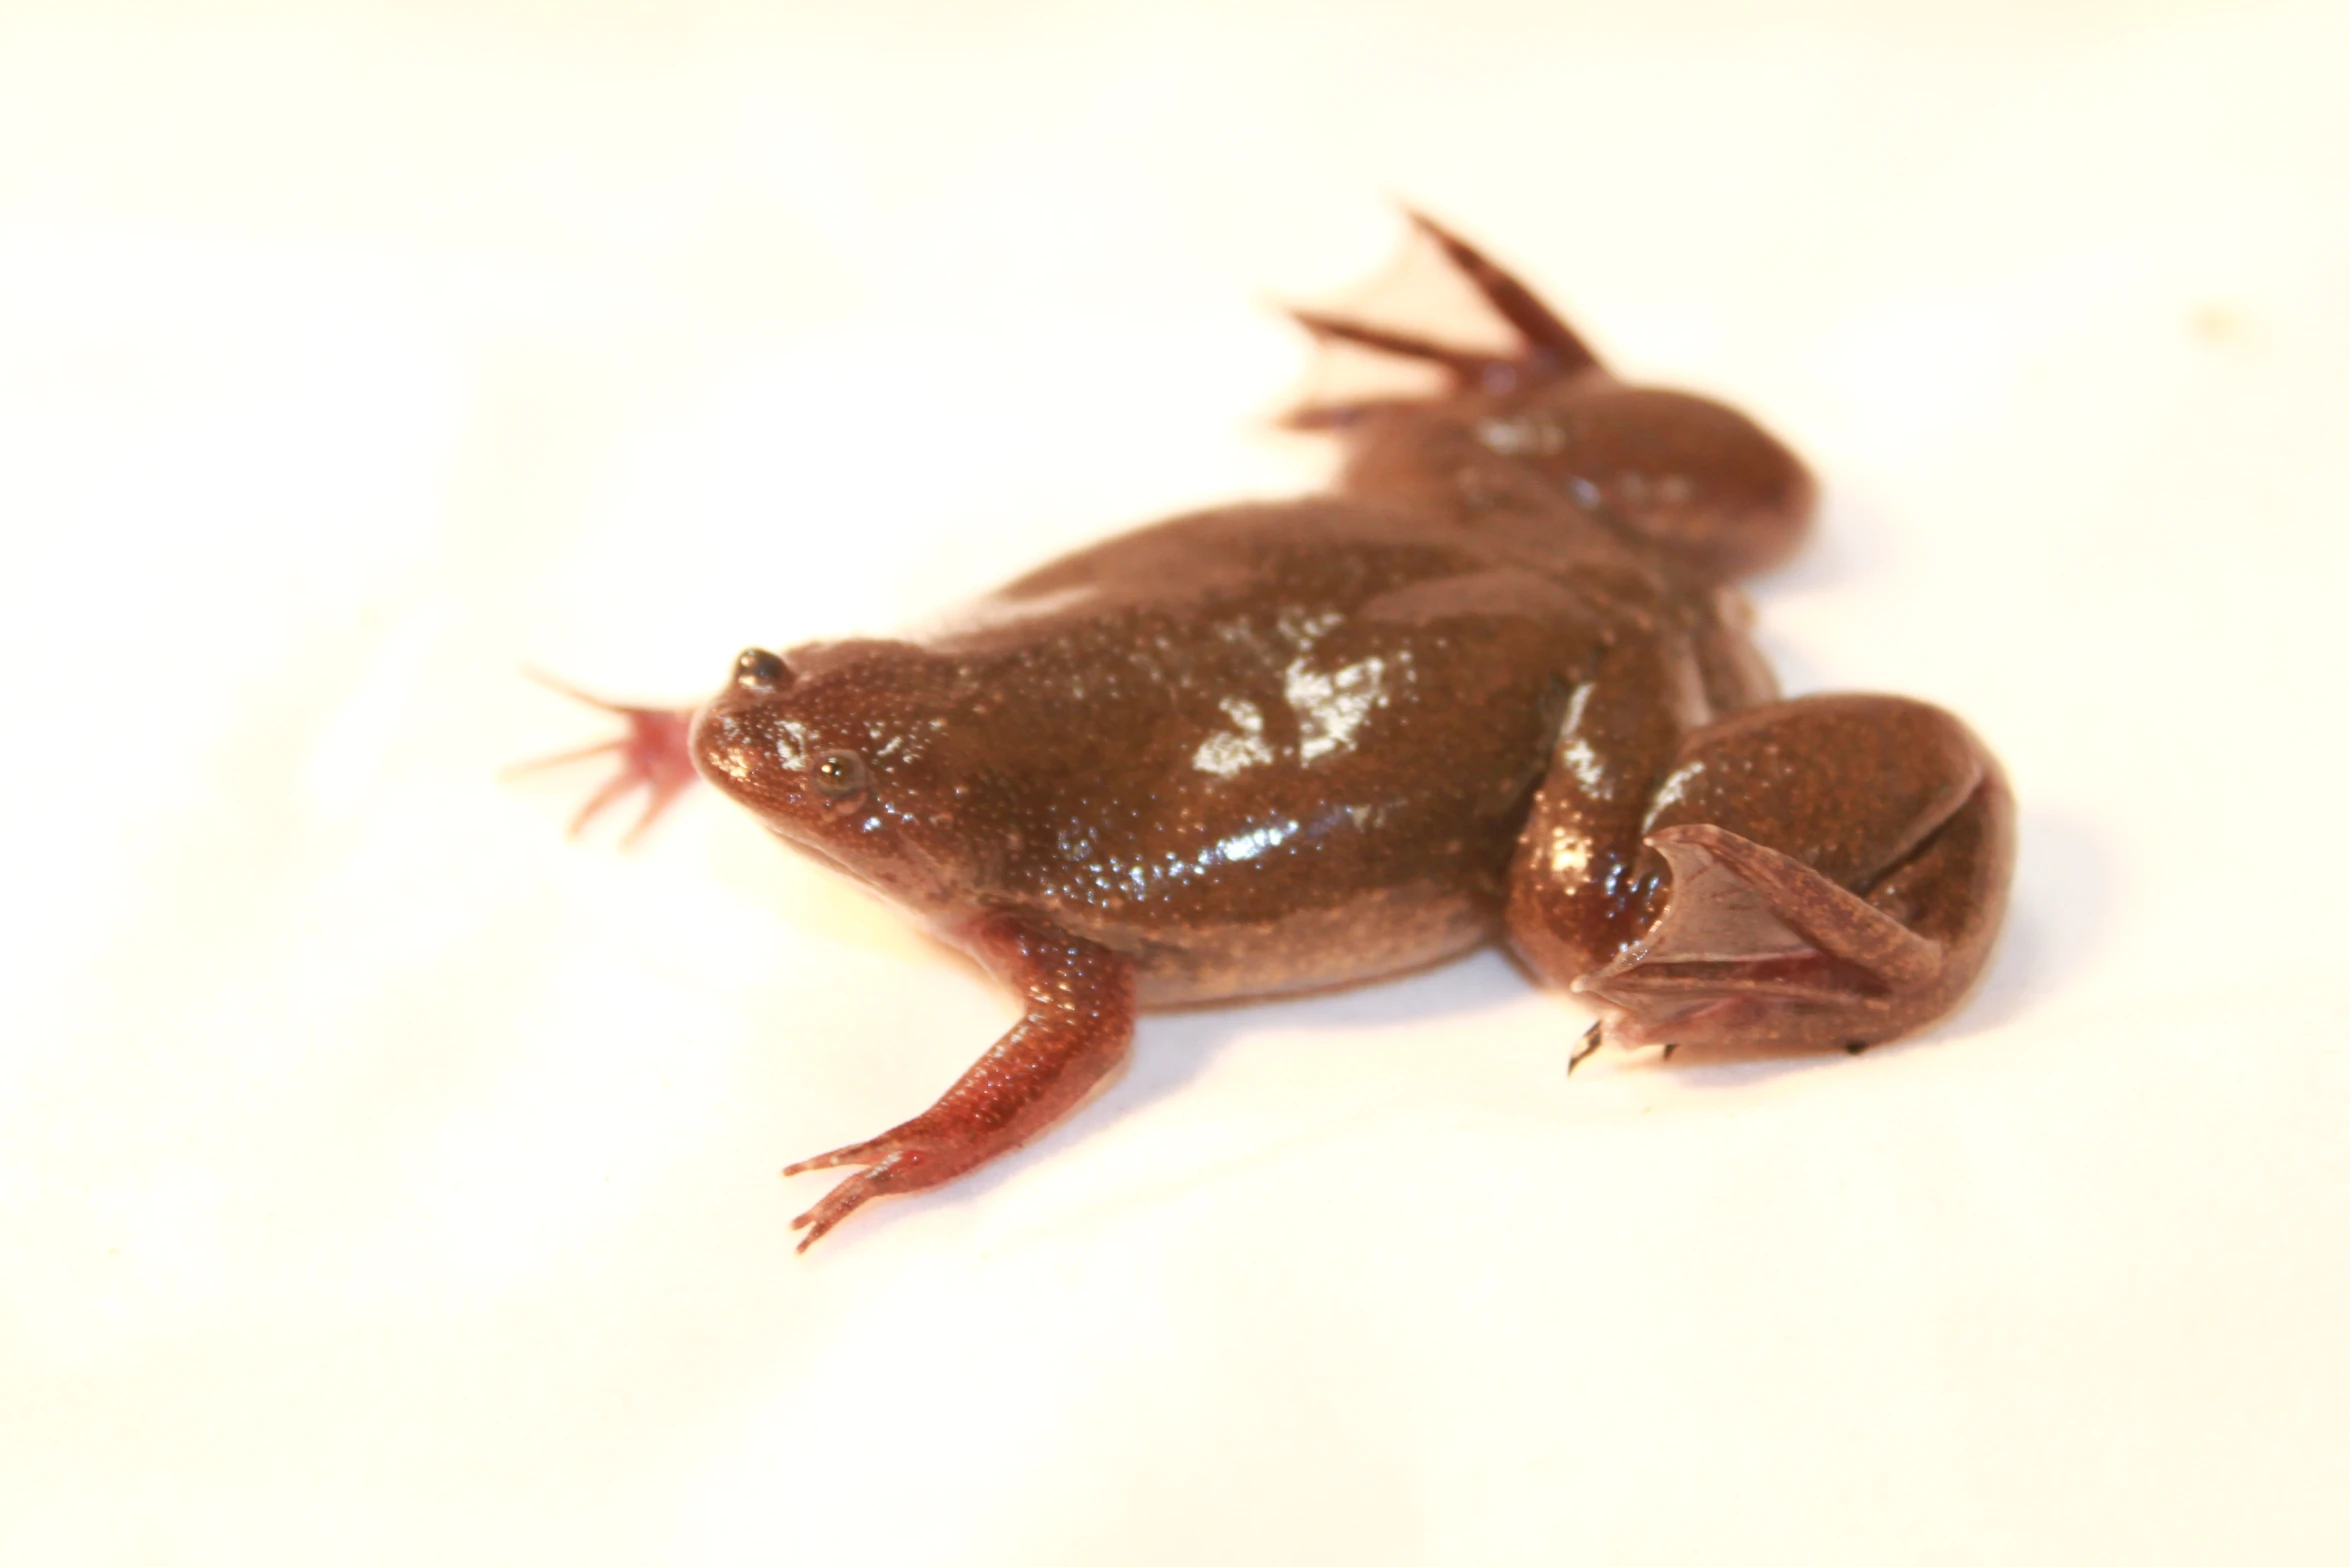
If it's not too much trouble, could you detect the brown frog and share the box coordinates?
[533,215,2013,1249]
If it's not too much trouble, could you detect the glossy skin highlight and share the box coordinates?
[539,216,2013,1248]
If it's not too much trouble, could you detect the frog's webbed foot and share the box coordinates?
[1573,823,1943,1051]
[782,913,1137,1252]
[1523,693,2014,1065]
[1402,208,1602,377]
[1282,209,1602,429]
[509,669,699,844]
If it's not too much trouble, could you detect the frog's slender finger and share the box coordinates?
[621,783,691,846]
[569,770,644,839]
[790,1170,887,1251]
[1402,208,1602,376]
[781,1135,894,1177]
[789,1146,951,1251]
[519,665,643,713]
[501,737,624,779]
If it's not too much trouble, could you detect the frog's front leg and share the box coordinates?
[1510,693,2013,1061]
[783,910,1137,1250]
[511,669,701,843]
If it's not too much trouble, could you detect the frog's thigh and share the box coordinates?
[1504,631,1713,986]
[1548,693,2012,1054]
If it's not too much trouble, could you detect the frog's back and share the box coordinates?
[911,497,1633,1003]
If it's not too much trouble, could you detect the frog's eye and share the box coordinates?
[733,647,792,690]
[811,749,868,802]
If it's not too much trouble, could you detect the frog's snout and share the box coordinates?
[687,687,806,809]
[691,649,807,810]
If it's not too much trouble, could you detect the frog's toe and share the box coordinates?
[1572,824,1945,1054]
[1401,208,1601,377]
[1282,210,1607,430]
[1284,306,1523,391]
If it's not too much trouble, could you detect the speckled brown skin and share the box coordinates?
[548,216,2013,1248]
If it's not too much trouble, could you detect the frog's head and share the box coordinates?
[1529,379,1817,583]
[689,640,963,916]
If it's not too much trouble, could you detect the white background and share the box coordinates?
[4,1,2347,1561]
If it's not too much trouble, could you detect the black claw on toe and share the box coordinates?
[1568,1020,1604,1076]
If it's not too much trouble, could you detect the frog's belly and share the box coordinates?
[1063,880,1504,1008]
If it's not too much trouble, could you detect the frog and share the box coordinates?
[530,214,2013,1249]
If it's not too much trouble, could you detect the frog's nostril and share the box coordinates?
[733,648,791,689]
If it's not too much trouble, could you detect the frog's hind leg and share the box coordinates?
[1403,209,1601,379]
[1519,693,2013,1062]
[1284,307,1527,395]
[1580,822,1947,1051]
[1282,212,1603,428]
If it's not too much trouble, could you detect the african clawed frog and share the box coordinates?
[535,215,2013,1248]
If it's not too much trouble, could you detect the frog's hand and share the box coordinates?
[508,669,700,844]
[782,912,1137,1252]
[1282,211,1602,429]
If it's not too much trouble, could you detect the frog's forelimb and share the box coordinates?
[780,911,1137,1251]
[508,669,698,845]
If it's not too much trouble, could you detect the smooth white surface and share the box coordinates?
[5,2,2348,1561]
